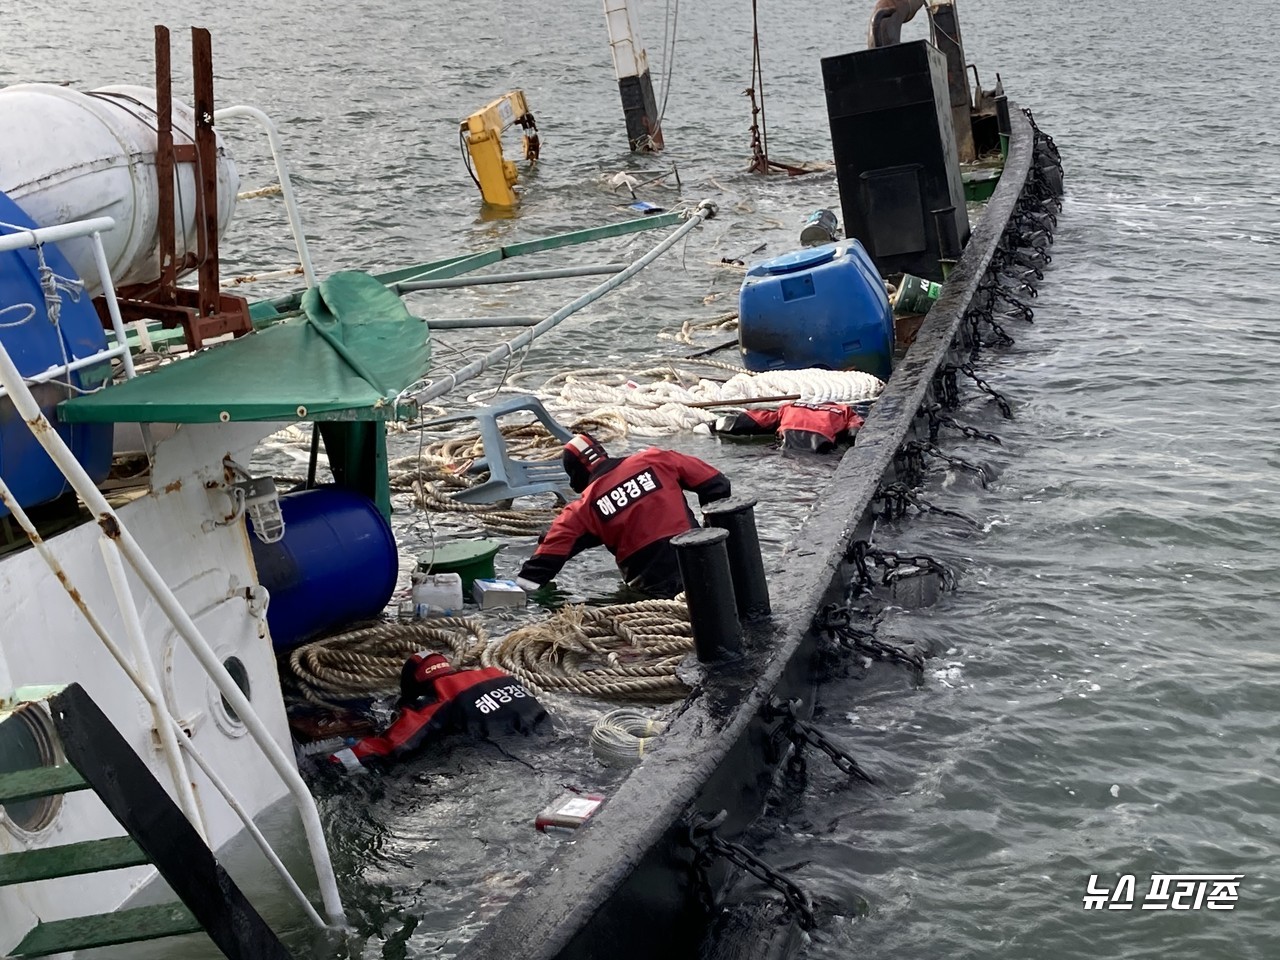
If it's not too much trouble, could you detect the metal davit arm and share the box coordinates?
[867,0,926,48]
[460,90,540,207]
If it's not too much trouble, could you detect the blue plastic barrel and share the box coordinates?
[249,488,399,652]
[738,240,894,380]
[0,190,113,516]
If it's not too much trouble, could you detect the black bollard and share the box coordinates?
[671,527,742,663]
[702,496,771,621]
[995,94,1012,138]
[995,94,1012,160]
[934,205,962,278]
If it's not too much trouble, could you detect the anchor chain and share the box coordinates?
[978,279,1036,322]
[922,404,1004,446]
[965,306,1016,353]
[893,440,928,488]
[687,811,817,930]
[765,697,878,784]
[874,481,979,526]
[983,313,1017,348]
[947,363,1013,419]
[845,541,956,591]
[899,440,991,486]
[816,604,927,678]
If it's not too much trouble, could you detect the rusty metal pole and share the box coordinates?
[191,27,220,320]
[930,2,976,162]
[154,26,177,304]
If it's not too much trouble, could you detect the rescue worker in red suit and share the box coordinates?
[516,434,731,598]
[328,652,546,771]
[715,400,865,453]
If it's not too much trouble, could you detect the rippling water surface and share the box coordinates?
[6,0,1279,957]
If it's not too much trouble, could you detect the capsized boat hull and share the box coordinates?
[459,106,1048,960]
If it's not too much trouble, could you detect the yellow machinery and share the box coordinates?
[461,90,540,207]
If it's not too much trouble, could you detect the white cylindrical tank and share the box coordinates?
[0,83,238,295]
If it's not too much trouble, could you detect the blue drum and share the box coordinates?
[738,240,894,381]
[0,190,113,516]
[250,488,399,651]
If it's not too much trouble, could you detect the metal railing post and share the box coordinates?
[99,537,207,840]
[213,105,317,287]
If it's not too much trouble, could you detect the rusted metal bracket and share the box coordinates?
[93,25,252,352]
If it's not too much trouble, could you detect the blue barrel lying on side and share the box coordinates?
[738,240,894,381]
[0,190,113,517]
[249,487,399,652]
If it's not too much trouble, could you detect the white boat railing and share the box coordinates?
[0,217,137,401]
[0,218,344,928]
[213,104,318,288]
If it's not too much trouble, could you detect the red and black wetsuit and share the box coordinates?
[331,663,546,770]
[518,447,730,597]
[717,401,865,453]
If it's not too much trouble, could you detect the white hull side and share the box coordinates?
[0,421,294,953]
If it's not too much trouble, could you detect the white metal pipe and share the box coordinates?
[413,201,715,404]
[0,343,345,927]
[98,537,208,840]
[0,345,129,402]
[0,216,118,254]
[31,346,128,382]
[214,105,317,287]
[0,476,328,929]
[171,710,328,929]
[89,231,138,381]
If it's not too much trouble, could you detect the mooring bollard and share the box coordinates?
[702,496,770,622]
[672,527,742,662]
[995,93,1012,158]
[934,205,962,278]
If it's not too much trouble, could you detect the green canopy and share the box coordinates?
[60,271,431,424]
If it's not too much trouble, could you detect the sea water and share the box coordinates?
[4,0,1279,957]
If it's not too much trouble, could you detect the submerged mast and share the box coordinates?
[602,0,664,151]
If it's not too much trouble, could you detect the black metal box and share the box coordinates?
[822,40,971,281]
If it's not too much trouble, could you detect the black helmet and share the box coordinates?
[562,433,609,493]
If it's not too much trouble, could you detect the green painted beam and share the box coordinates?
[11,902,203,957]
[257,211,684,313]
[0,836,148,886]
[0,766,88,805]
[496,211,681,259]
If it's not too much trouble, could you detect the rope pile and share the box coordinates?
[482,599,693,702]
[284,599,695,708]
[531,361,885,437]
[284,619,487,706]
[387,414,629,535]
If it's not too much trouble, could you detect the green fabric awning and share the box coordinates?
[60,272,431,424]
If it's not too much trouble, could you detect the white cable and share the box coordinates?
[590,708,667,767]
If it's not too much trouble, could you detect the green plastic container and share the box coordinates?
[894,274,943,316]
[417,539,502,596]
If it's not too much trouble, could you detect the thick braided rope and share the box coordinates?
[482,599,693,702]
[285,620,487,706]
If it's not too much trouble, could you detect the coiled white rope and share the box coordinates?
[537,364,884,436]
[590,708,668,766]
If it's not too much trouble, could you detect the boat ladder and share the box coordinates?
[0,685,290,959]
